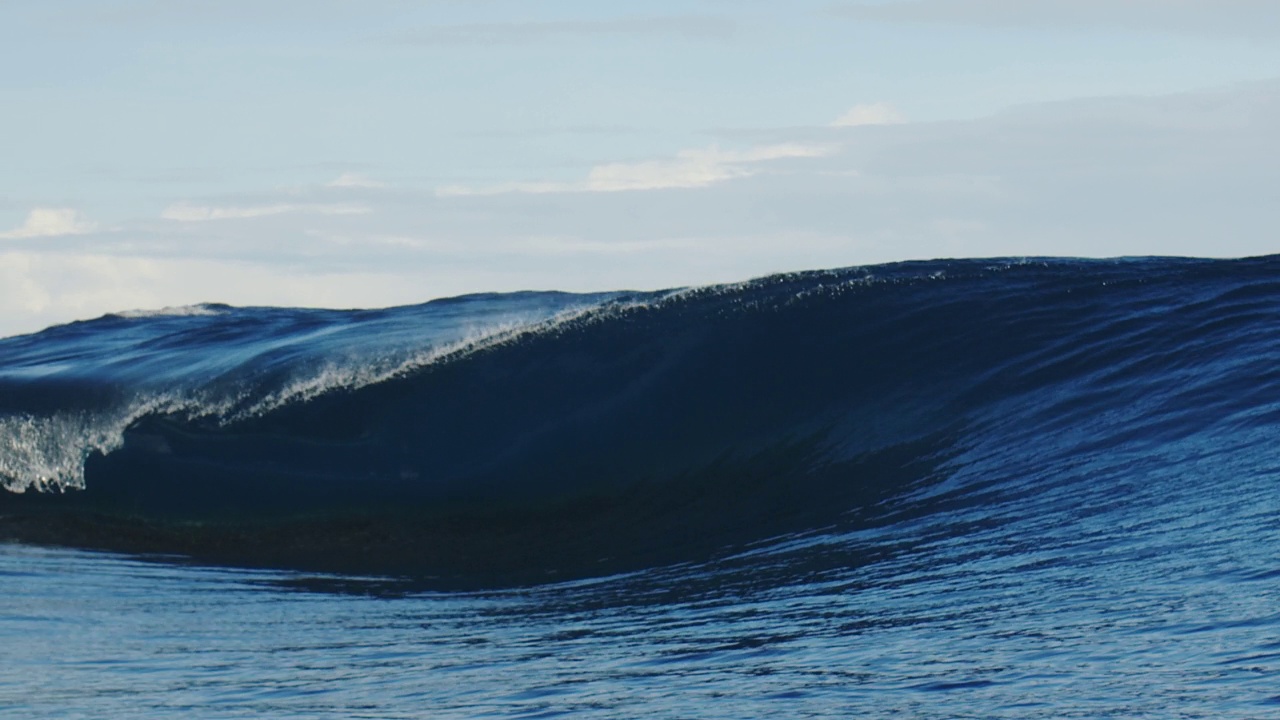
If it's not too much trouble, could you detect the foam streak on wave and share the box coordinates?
[0,292,649,492]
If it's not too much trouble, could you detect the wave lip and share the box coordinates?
[111,303,230,319]
[4,256,1280,585]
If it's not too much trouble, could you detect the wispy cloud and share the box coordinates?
[316,231,699,257]
[327,173,386,189]
[833,0,1280,39]
[832,102,906,128]
[587,144,831,191]
[434,182,571,198]
[438,143,832,197]
[398,15,735,46]
[0,208,98,239]
[160,202,372,222]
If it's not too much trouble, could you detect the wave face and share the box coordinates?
[3,257,1280,585]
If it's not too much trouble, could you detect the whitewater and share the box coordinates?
[2,257,1279,717]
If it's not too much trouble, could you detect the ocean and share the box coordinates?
[2,257,1279,718]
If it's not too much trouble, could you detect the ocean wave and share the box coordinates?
[3,256,1280,585]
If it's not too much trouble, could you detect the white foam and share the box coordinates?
[228,299,656,420]
[114,304,226,319]
[0,391,244,493]
[0,297,664,493]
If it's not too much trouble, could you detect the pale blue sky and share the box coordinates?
[3,0,1280,335]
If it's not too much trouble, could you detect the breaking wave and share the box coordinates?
[3,257,1280,586]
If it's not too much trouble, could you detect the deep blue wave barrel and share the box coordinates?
[3,256,1280,588]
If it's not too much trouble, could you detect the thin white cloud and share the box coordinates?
[435,181,575,198]
[327,173,386,189]
[832,102,906,128]
[834,0,1280,39]
[399,15,735,46]
[513,236,699,255]
[161,202,372,222]
[316,230,697,256]
[438,143,832,197]
[0,208,98,239]
[587,144,830,191]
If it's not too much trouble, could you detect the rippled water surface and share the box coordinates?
[5,440,1279,719]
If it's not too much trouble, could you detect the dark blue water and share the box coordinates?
[3,257,1280,717]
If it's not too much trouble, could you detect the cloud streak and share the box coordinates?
[0,208,98,240]
[832,102,906,128]
[160,202,372,222]
[438,143,832,196]
[398,15,735,46]
[327,173,386,189]
[834,0,1280,39]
